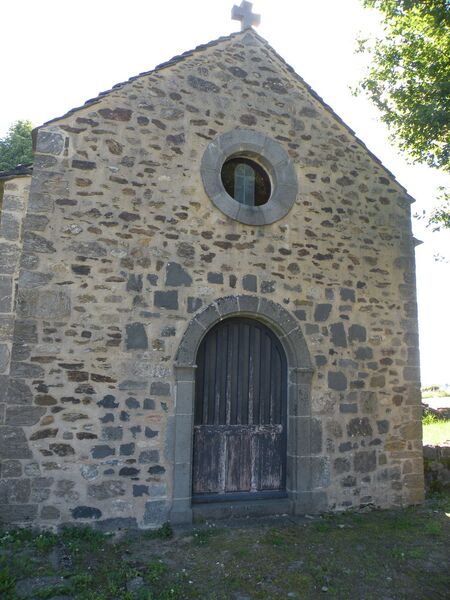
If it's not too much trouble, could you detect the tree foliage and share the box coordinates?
[0,120,34,172]
[358,0,449,172]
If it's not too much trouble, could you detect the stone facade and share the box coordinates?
[0,29,424,529]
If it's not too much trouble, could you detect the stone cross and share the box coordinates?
[232,1,261,31]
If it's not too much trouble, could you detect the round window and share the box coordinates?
[221,157,271,206]
[201,129,298,225]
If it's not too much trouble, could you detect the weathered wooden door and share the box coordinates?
[192,317,287,502]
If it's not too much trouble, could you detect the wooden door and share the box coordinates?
[192,317,287,502]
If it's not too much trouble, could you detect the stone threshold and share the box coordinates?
[192,497,292,522]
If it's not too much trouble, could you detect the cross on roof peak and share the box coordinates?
[232,1,261,31]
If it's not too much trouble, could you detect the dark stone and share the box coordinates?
[377,420,389,434]
[354,450,377,473]
[207,272,223,284]
[30,428,58,441]
[229,274,237,288]
[340,288,355,302]
[243,274,257,292]
[328,371,347,391]
[150,382,170,396]
[154,290,178,310]
[91,445,115,459]
[147,274,158,286]
[339,442,353,452]
[139,449,160,464]
[120,411,129,422]
[315,355,327,367]
[72,159,96,170]
[187,75,220,93]
[336,175,354,186]
[119,211,140,222]
[314,304,332,322]
[98,108,132,121]
[100,413,114,423]
[166,133,185,145]
[102,427,123,441]
[228,66,248,78]
[347,418,373,437]
[341,475,357,487]
[334,458,351,474]
[161,326,176,337]
[355,347,373,360]
[261,280,275,294]
[148,465,165,475]
[145,427,158,438]
[294,310,306,321]
[305,324,318,335]
[166,262,192,286]
[349,325,366,343]
[71,506,102,519]
[125,397,140,409]
[49,444,74,456]
[330,323,347,348]
[340,404,358,414]
[263,77,288,94]
[77,432,97,440]
[119,467,140,477]
[71,264,90,275]
[188,297,202,313]
[143,398,156,410]
[177,242,195,259]
[126,323,148,350]
[127,274,143,292]
[133,485,149,497]
[120,443,135,456]
[97,395,119,409]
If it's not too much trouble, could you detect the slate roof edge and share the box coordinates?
[0,163,33,181]
[33,28,415,204]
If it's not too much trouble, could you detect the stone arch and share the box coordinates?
[170,295,317,523]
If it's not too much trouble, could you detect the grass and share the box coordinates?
[422,410,450,445]
[0,492,449,599]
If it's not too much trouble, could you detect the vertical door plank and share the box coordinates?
[225,428,251,492]
[192,427,223,494]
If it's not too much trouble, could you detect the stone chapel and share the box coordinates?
[0,4,424,529]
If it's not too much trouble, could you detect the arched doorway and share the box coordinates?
[171,295,315,523]
[192,317,287,501]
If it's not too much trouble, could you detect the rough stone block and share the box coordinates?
[0,426,32,458]
[126,323,148,350]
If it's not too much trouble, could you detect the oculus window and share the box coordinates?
[201,129,298,225]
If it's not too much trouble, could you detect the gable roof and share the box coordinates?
[35,28,415,204]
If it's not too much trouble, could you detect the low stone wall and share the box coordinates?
[423,445,450,493]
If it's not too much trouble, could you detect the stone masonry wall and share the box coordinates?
[0,30,423,529]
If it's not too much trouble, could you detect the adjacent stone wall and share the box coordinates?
[0,30,423,529]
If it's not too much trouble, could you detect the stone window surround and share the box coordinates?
[170,295,320,524]
[200,129,298,225]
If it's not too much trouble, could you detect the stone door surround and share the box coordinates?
[170,295,317,523]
